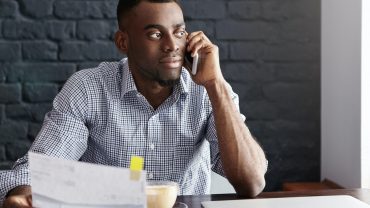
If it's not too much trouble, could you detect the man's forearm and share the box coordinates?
[205,78,267,197]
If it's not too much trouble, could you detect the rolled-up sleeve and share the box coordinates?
[0,72,90,205]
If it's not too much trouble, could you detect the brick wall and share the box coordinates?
[0,0,320,191]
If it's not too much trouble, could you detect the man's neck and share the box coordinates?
[138,82,173,110]
[130,70,173,110]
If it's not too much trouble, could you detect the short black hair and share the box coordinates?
[116,0,181,29]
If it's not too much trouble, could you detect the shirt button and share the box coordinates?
[150,143,155,150]
[148,173,154,179]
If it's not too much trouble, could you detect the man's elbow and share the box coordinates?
[233,175,266,198]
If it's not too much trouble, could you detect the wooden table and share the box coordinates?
[176,189,370,208]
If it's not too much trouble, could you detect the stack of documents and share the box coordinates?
[29,152,146,208]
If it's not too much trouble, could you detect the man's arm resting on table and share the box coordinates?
[3,185,32,208]
[205,79,267,197]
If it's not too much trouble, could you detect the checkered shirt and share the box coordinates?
[0,58,244,205]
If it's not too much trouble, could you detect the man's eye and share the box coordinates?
[175,31,186,38]
[149,32,162,39]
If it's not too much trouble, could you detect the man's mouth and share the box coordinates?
[159,57,183,68]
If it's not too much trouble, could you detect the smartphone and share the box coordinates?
[185,52,199,75]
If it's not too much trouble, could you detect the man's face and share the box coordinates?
[124,1,186,86]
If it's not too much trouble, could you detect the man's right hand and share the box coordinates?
[3,185,32,208]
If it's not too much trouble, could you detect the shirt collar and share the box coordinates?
[120,58,137,97]
[120,58,189,99]
[176,69,190,95]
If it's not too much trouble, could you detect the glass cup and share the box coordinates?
[146,181,178,208]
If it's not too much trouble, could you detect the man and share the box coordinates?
[0,0,267,207]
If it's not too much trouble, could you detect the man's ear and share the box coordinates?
[115,30,128,54]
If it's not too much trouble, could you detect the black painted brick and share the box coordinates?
[77,62,101,71]
[29,104,52,122]
[77,20,116,41]
[46,21,75,41]
[0,66,5,83]
[216,21,269,40]
[0,121,28,143]
[280,106,320,121]
[0,0,18,18]
[264,63,319,82]
[28,122,42,140]
[22,41,58,61]
[3,20,46,40]
[54,1,87,19]
[5,104,32,120]
[0,84,21,104]
[59,41,122,61]
[54,1,117,19]
[6,63,76,83]
[0,42,21,61]
[230,42,263,60]
[222,62,274,83]
[23,83,59,102]
[266,20,320,44]
[0,162,12,170]
[231,82,263,102]
[261,0,319,21]
[264,120,318,138]
[182,1,226,20]
[228,1,261,20]
[263,42,320,61]
[6,141,31,161]
[6,103,51,123]
[185,21,215,38]
[215,41,228,61]
[18,0,53,18]
[263,82,316,106]
[0,145,5,161]
[246,120,267,139]
[0,105,4,124]
[242,101,279,120]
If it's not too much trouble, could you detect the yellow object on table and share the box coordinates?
[130,156,144,181]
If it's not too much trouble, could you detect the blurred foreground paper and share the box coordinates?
[29,152,146,208]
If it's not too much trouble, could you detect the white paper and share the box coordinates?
[29,152,146,208]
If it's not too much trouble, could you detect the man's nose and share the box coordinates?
[162,35,181,52]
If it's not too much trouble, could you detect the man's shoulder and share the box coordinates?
[62,59,123,97]
[73,60,121,81]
